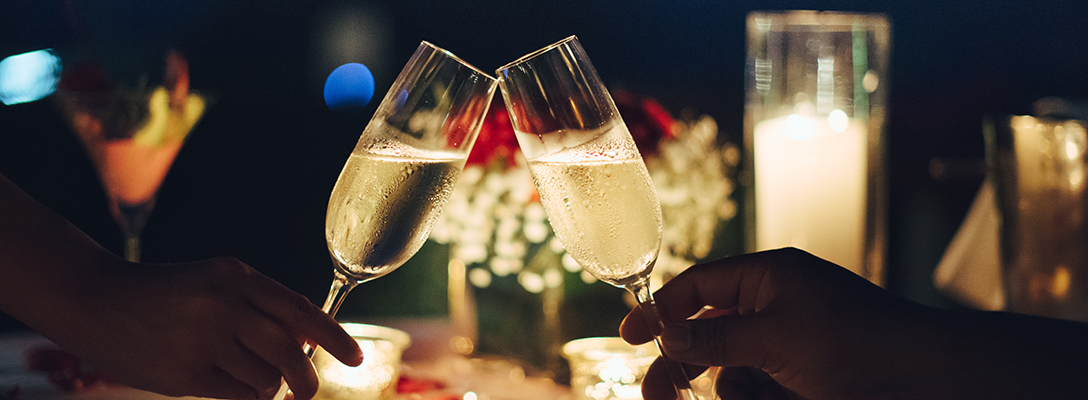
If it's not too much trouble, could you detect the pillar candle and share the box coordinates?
[754,111,867,274]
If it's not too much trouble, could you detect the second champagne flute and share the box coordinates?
[497,36,698,400]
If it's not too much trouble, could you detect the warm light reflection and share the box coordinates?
[1065,139,1079,160]
[1064,123,1087,189]
[816,57,835,114]
[828,109,850,132]
[1011,115,1037,130]
[785,114,817,141]
[1052,266,1072,300]
[1069,168,1084,190]
[0,49,61,105]
[862,70,880,93]
[313,324,410,400]
[562,337,657,400]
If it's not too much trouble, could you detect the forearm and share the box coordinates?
[0,173,121,334]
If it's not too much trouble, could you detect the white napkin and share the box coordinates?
[933,179,1004,310]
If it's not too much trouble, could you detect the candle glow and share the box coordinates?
[562,337,657,400]
[754,112,868,274]
[312,324,410,400]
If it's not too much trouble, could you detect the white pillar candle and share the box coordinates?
[754,110,868,274]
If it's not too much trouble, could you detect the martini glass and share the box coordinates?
[497,36,697,400]
[55,51,208,262]
[274,41,496,399]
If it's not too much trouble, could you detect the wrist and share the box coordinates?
[880,305,963,400]
[0,220,126,335]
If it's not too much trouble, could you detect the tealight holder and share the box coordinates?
[561,337,657,400]
[744,10,891,285]
[312,323,411,400]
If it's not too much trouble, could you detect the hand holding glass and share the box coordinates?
[497,36,697,400]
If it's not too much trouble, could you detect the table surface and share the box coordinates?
[0,324,574,400]
[0,331,206,399]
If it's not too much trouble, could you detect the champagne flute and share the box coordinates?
[497,36,698,400]
[275,41,496,399]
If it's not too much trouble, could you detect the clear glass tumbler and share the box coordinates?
[988,115,1088,321]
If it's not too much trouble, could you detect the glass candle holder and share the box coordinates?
[744,10,891,284]
[312,323,411,400]
[561,337,657,400]
[988,115,1088,321]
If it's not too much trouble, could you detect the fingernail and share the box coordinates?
[661,324,691,352]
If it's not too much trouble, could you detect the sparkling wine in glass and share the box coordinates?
[497,36,698,400]
[55,51,209,262]
[275,41,496,399]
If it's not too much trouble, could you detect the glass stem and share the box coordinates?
[628,279,699,400]
[123,233,141,263]
[114,198,153,263]
[321,269,358,315]
[273,269,358,400]
[305,269,357,356]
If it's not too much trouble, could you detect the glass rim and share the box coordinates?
[339,323,411,348]
[747,10,889,29]
[495,35,579,74]
[54,88,216,102]
[561,336,656,357]
[1005,114,1088,126]
[419,40,497,81]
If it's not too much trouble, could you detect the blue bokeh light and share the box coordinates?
[324,62,375,110]
[0,49,62,105]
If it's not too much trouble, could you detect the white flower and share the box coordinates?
[543,268,564,288]
[561,252,581,273]
[496,216,520,239]
[494,239,526,260]
[461,165,484,185]
[580,270,597,284]
[490,257,515,277]
[455,243,489,264]
[519,272,545,293]
[523,222,550,243]
[469,267,492,288]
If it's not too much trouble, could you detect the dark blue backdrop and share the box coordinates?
[2,0,1087,331]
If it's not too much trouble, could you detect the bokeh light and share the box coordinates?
[324,62,375,110]
[0,49,62,105]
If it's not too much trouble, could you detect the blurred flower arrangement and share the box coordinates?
[428,92,739,371]
[431,91,738,294]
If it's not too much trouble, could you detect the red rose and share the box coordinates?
[25,347,117,393]
[469,91,674,165]
[467,97,521,168]
[613,89,675,156]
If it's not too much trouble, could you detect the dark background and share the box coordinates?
[2,0,1087,332]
